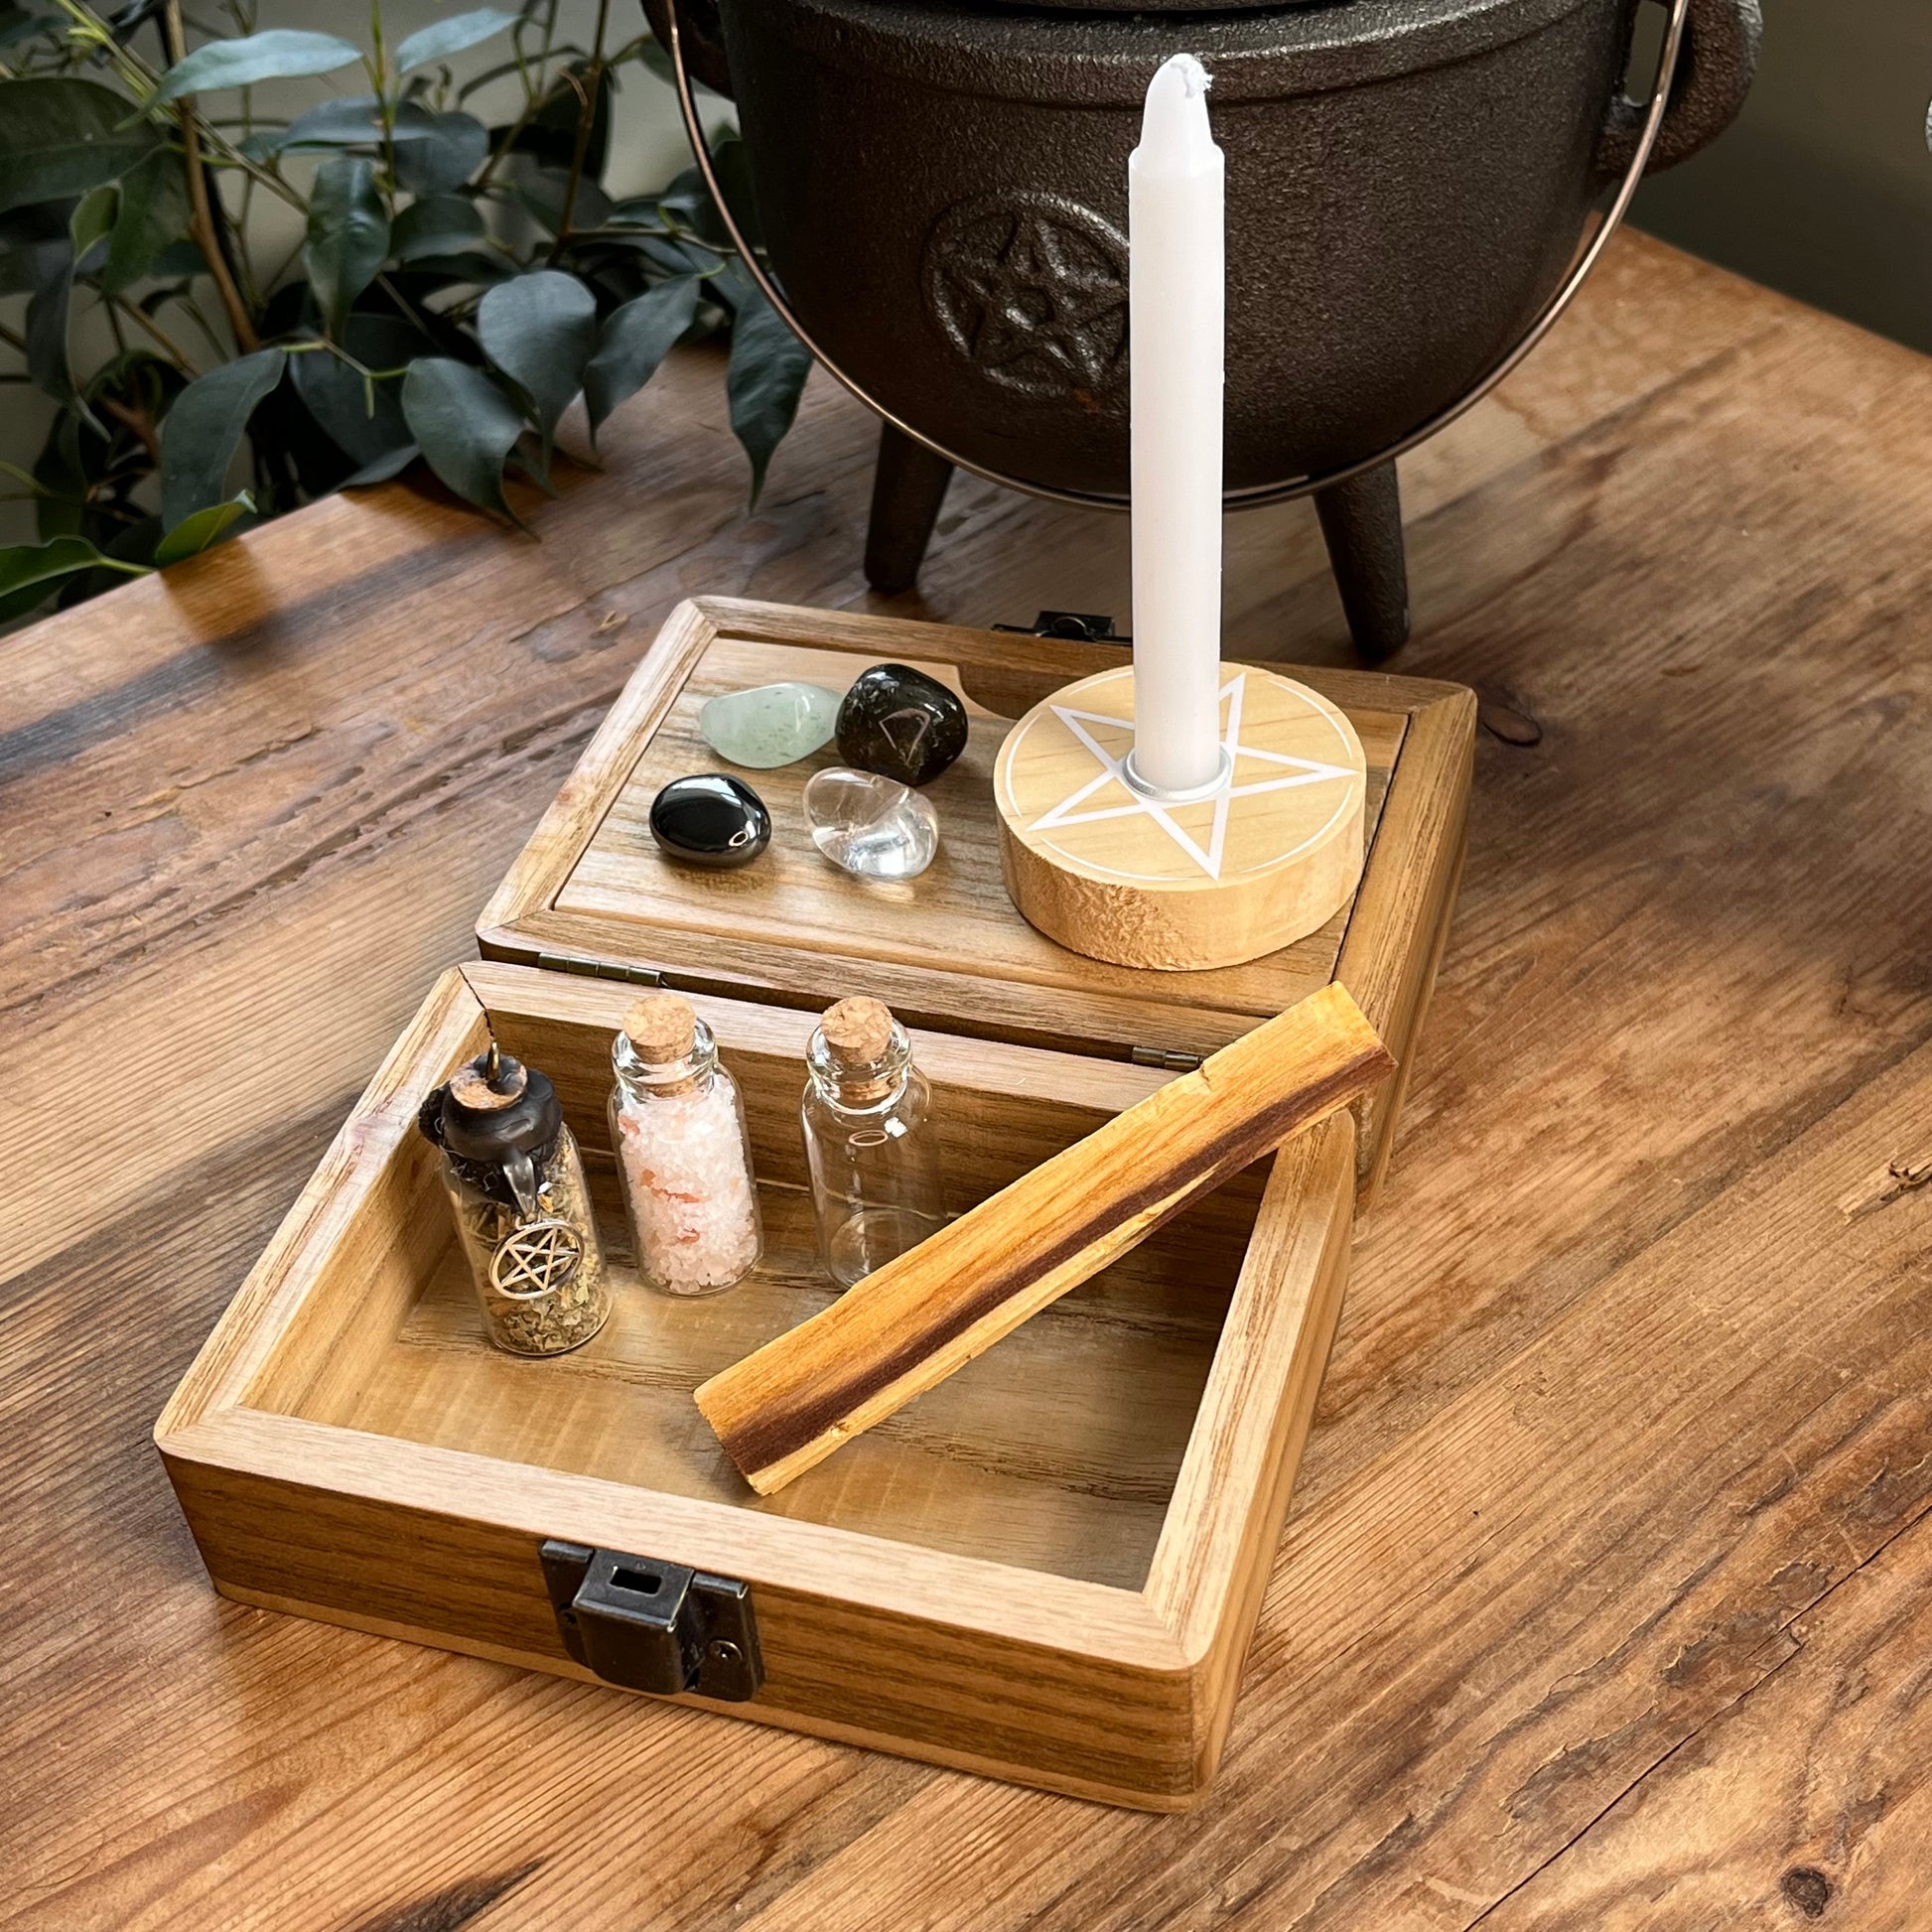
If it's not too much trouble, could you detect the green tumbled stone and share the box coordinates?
[699,681,842,769]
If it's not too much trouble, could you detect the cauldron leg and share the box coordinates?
[1313,462,1411,661]
[864,423,955,594]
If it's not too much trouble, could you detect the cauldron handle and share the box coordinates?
[1598,0,1760,177]
[660,0,1693,512]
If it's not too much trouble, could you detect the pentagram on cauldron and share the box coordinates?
[922,194,1129,401]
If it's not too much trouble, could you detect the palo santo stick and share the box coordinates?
[696,980,1393,1494]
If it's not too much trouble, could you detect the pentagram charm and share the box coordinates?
[489,1217,585,1299]
[922,193,1128,400]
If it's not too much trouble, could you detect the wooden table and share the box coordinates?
[7,230,1932,1928]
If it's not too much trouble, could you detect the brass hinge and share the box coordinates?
[535,950,665,988]
[1131,1045,1202,1072]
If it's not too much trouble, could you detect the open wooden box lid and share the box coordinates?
[478,598,1474,1192]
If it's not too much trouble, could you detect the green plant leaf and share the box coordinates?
[260,95,458,156]
[395,8,516,71]
[392,111,488,196]
[478,268,597,457]
[708,130,764,252]
[391,249,513,287]
[390,193,484,261]
[99,146,192,294]
[0,8,64,52]
[342,443,419,486]
[260,95,389,153]
[154,490,255,565]
[0,534,148,622]
[25,252,74,403]
[400,357,526,520]
[289,315,418,464]
[151,30,362,101]
[513,168,612,238]
[69,181,116,260]
[305,156,389,340]
[0,215,69,298]
[583,275,699,443]
[20,184,119,412]
[723,278,811,506]
[146,238,206,277]
[159,346,286,529]
[30,408,89,540]
[0,77,162,213]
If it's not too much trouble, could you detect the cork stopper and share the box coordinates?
[820,996,897,1067]
[623,993,698,1063]
[448,1041,527,1111]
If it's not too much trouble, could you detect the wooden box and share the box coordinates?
[157,599,1473,1810]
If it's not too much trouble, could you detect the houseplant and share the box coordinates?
[0,0,810,621]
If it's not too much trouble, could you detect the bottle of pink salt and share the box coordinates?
[609,994,763,1297]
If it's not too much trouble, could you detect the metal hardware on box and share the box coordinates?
[1132,1046,1203,1072]
[539,1540,763,1702]
[535,952,665,988]
[992,612,1130,644]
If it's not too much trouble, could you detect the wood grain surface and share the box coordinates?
[8,230,1932,1924]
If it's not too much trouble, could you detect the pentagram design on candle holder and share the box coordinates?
[994,663,1368,972]
[1028,668,1357,883]
[489,1218,586,1299]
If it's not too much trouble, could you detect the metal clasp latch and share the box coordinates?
[539,1540,763,1702]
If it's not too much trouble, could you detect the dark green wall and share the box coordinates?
[1633,2,1932,353]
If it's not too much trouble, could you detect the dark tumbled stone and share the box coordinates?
[835,662,969,788]
[648,772,771,869]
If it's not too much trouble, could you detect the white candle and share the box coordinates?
[1129,53,1225,798]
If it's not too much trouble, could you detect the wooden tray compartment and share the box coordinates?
[159,961,1353,1807]
[158,600,1473,1809]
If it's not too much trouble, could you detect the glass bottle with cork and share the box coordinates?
[418,1041,611,1356]
[609,993,763,1297]
[800,996,947,1288]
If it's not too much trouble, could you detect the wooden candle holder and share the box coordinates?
[994,662,1369,971]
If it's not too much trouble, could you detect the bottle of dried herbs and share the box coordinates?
[418,1042,611,1356]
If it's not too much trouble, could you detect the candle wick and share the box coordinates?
[1137,55,1217,168]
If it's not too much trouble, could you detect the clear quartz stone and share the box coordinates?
[804,766,939,880]
[699,681,841,768]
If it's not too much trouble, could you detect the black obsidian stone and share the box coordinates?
[835,662,969,787]
[648,772,770,869]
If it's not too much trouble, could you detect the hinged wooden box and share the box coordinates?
[157,598,1472,1809]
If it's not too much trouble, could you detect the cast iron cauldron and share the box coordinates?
[650,0,1759,656]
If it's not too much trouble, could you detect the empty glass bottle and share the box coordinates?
[609,993,762,1298]
[800,997,947,1288]
[418,1041,611,1356]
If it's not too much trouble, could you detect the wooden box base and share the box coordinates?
[156,600,1473,1808]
